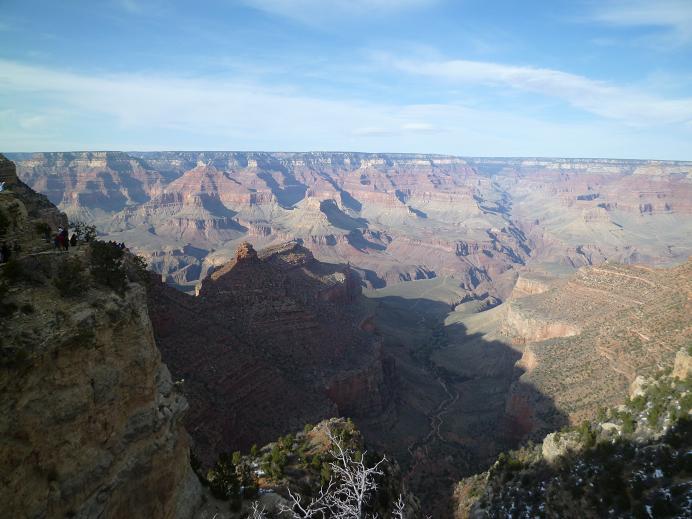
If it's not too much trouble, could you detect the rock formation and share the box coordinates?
[453,363,691,518]
[0,154,201,518]
[147,240,396,466]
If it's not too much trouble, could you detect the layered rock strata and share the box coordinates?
[147,241,395,465]
[0,154,201,518]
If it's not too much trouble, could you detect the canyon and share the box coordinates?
[10,152,692,297]
[3,151,691,517]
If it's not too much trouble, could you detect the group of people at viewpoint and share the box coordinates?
[53,227,73,251]
[1,224,127,262]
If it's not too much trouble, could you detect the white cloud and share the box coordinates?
[0,58,690,159]
[382,54,692,125]
[241,0,436,24]
[590,0,692,47]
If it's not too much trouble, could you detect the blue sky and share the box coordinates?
[1,0,691,159]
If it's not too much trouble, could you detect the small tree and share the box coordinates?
[279,429,398,519]
[232,450,243,467]
[70,220,97,242]
[90,241,126,291]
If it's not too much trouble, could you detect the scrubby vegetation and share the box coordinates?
[197,419,415,517]
[53,257,88,297]
[456,369,692,518]
[89,241,127,291]
[69,220,97,242]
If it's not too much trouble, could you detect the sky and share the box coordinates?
[0,0,691,159]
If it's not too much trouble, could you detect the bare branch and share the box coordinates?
[250,501,268,519]
[392,495,406,519]
[279,426,391,518]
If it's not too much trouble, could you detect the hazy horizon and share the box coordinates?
[3,149,692,163]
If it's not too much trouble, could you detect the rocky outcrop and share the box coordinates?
[540,430,581,464]
[673,348,692,380]
[504,302,579,342]
[148,241,395,466]
[0,154,201,519]
[0,155,67,238]
[1,283,201,519]
[511,273,551,298]
[454,368,692,518]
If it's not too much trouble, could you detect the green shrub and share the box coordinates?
[620,412,636,434]
[206,457,240,501]
[232,451,242,466]
[129,254,149,285]
[647,403,663,427]
[90,241,126,291]
[70,220,97,242]
[628,396,647,413]
[320,462,331,486]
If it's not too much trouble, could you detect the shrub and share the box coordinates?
[54,257,88,297]
[620,412,636,434]
[206,458,240,501]
[628,396,647,413]
[90,241,126,291]
[232,451,242,466]
[70,220,97,242]
[128,254,149,285]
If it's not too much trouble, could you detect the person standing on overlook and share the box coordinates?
[61,228,69,251]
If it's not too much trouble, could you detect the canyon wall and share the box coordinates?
[148,240,396,466]
[501,260,692,436]
[0,154,201,518]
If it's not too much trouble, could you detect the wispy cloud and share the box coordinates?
[382,54,692,125]
[0,58,690,159]
[116,0,144,14]
[589,0,692,48]
[241,0,437,24]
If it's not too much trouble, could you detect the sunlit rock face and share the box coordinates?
[0,153,202,519]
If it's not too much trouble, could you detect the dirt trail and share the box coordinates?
[590,267,663,289]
